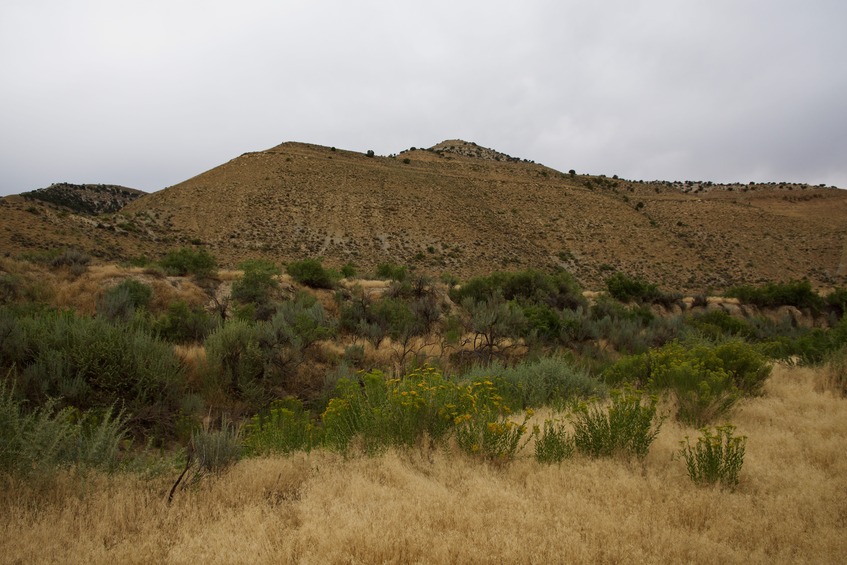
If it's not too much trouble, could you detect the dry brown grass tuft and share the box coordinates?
[1,364,845,563]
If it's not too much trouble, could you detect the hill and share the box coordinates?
[1,140,846,292]
[20,182,145,215]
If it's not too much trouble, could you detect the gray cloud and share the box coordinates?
[1,0,845,195]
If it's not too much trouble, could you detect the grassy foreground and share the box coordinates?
[1,364,845,564]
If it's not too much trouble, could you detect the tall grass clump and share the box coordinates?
[820,344,847,396]
[679,424,746,489]
[533,417,574,463]
[571,389,661,459]
[191,416,242,474]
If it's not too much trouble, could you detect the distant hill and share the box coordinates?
[20,183,145,215]
[1,140,845,292]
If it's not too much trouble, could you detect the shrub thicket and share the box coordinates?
[231,259,281,319]
[0,308,183,435]
[461,357,606,409]
[286,259,335,289]
[726,280,823,310]
[0,380,128,476]
[605,272,662,304]
[375,263,408,282]
[97,279,153,324]
[160,247,216,278]
[603,340,770,425]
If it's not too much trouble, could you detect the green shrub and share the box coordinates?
[462,357,606,409]
[160,247,216,278]
[826,288,847,318]
[679,424,746,489]
[571,389,661,459]
[50,249,91,270]
[204,320,264,397]
[153,301,217,344]
[340,262,357,278]
[286,258,335,289]
[0,274,21,305]
[451,269,584,311]
[257,292,336,385]
[726,280,823,310]
[375,262,408,282]
[461,295,527,365]
[0,310,183,435]
[97,279,153,323]
[603,340,771,425]
[231,259,281,313]
[605,272,662,304]
[687,310,751,340]
[322,367,464,453]
[533,418,574,464]
[243,397,321,455]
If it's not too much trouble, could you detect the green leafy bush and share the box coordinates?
[0,309,184,435]
[160,247,216,278]
[605,272,662,304]
[603,340,771,425]
[451,269,584,310]
[375,262,408,282]
[322,367,464,453]
[453,380,531,464]
[462,357,606,409]
[231,259,281,317]
[204,320,264,397]
[97,279,153,323]
[243,397,321,455]
[687,310,751,340]
[571,389,661,459]
[286,258,335,289]
[726,280,823,310]
[460,295,527,365]
[153,300,218,344]
[679,424,746,489]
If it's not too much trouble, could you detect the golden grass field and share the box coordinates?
[1,363,845,564]
[0,256,844,563]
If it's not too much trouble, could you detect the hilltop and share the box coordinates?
[20,182,145,215]
[1,140,845,292]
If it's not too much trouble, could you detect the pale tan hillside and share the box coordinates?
[2,140,845,292]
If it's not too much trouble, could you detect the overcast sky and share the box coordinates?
[1,1,845,196]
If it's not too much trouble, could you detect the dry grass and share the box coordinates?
[1,364,845,564]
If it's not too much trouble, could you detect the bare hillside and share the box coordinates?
[2,140,845,292]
